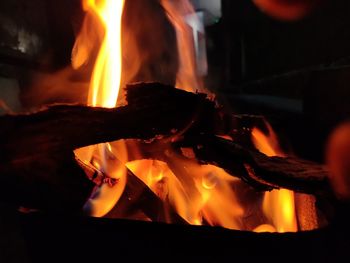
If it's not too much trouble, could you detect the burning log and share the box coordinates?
[0,82,219,210]
[179,135,330,196]
[126,135,330,197]
[0,83,221,158]
[0,82,331,212]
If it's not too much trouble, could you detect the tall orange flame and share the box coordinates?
[73,0,127,217]
[83,0,125,108]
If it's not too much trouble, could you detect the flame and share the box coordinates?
[76,141,128,217]
[73,0,127,217]
[251,125,285,158]
[197,166,244,229]
[252,124,298,232]
[253,224,277,233]
[161,0,206,93]
[262,188,297,232]
[127,156,243,229]
[71,0,300,231]
[82,0,125,108]
[73,0,211,219]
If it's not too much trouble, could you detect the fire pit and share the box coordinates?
[1,0,350,262]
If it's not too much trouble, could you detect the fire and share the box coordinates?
[161,0,206,93]
[73,0,212,219]
[262,188,297,232]
[82,0,125,108]
[127,158,243,229]
[73,0,127,217]
[252,125,298,232]
[72,0,300,232]
[251,127,285,158]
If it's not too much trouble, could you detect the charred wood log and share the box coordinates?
[124,137,331,196]
[177,135,331,196]
[0,82,222,160]
[0,82,332,211]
